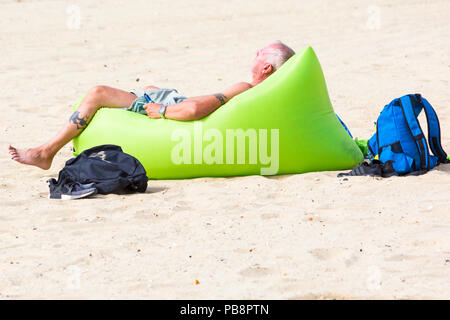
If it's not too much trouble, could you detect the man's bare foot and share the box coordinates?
[8,145,53,170]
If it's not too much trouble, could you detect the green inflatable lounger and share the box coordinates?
[72,46,363,179]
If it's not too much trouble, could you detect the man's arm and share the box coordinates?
[144,82,253,121]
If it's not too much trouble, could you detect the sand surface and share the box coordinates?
[0,0,449,299]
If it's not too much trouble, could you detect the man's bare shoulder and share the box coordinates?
[222,82,253,98]
[232,82,253,90]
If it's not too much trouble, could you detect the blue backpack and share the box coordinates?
[367,94,448,175]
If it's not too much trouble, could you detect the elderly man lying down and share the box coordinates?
[9,41,295,170]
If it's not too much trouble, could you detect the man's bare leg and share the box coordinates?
[9,86,137,170]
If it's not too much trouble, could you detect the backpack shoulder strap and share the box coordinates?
[336,114,353,138]
[398,95,430,170]
[416,95,449,163]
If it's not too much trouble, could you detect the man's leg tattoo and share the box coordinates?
[69,111,90,130]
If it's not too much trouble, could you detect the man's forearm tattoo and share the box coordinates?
[69,111,90,130]
[214,93,227,106]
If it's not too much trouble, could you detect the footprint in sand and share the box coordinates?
[2,200,24,207]
[384,254,419,262]
[308,248,348,261]
[15,107,40,114]
[239,266,273,278]
[260,213,280,220]
[134,210,171,221]
[171,204,192,212]
[288,293,353,300]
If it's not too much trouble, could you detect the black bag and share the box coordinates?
[58,144,148,194]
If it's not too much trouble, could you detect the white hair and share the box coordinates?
[262,41,295,70]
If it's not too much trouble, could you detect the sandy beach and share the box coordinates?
[0,0,449,299]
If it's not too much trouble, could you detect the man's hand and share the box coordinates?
[143,103,163,119]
